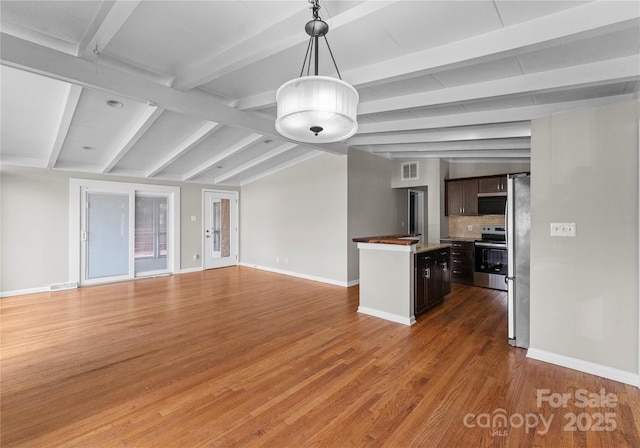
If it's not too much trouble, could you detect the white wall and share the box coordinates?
[448,160,531,179]
[347,148,405,282]
[0,166,237,294]
[529,100,639,378]
[391,159,449,241]
[240,153,349,285]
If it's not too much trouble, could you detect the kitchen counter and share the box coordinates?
[441,236,478,242]
[415,242,451,253]
[352,233,421,245]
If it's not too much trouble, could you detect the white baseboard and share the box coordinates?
[180,266,203,274]
[1,286,50,298]
[357,306,416,326]
[238,262,354,287]
[527,348,639,387]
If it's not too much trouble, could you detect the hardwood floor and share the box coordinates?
[1,266,639,447]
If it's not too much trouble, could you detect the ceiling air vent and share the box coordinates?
[401,161,418,181]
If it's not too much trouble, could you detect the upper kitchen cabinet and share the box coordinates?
[478,175,507,196]
[445,179,478,216]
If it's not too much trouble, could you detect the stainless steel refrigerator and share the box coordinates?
[506,174,530,349]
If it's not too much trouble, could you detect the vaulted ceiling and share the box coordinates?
[1,1,638,186]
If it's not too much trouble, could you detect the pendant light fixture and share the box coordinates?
[275,0,359,143]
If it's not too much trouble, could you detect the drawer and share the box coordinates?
[450,257,473,270]
[451,266,474,285]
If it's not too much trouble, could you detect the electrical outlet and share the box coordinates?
[193,254,199,261]
[276,256,280,263]
[550,223,576,237]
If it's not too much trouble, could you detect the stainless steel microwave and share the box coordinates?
[477,195,507,215]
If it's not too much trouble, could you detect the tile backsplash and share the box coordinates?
[448,215,505,238]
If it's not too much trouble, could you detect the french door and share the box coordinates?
[71,179,180,287]
[203,190,238,269]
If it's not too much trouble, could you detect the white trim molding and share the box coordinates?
[239,262,354,288]
[357,306,416,326]
[527,348,639,387]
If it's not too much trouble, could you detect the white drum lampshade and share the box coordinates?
[276,75,359,143]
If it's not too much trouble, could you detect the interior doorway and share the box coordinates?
[409,189,425,243]
[203,190,238,269]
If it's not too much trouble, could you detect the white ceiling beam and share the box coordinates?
[240,151,321,187]
[235,1,639,110]
[214,142,297,184]
[350,123,531,145]
[48,84,83,169]
[78,1,141,60]
[0,33,347,156]
[101,105,164,173]
[359,56,640,115]
[346,0,640,89]
[384,150,531,159]
[183,133,263,181]
[0,20,77,55]
[368,139,531,153]
[173,1,398,91]
[356,94,636,134]
[146,121,222,178]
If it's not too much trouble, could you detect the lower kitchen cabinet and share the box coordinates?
[415,247,451,316]
[440,239,474,285]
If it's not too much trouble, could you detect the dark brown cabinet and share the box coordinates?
[478,175,507,195]
[445,179,478,216]
[415,248,451,316]
[440,240,474,285]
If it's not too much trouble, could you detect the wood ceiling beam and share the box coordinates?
[0,33,347,156]
[101,105,164,173]
[48,84,83,169]
[355,94,636,134]
[183,133,263,181]
[214,142,297,184]
[240,151,321,186]
[350,123,531,145]
[359,56,640,115]
[368,139,531,153]
[172,1,398,91]
[383,150,531,159]
[77,1,141,60]
[235,1,639,111]
[146,121,222,178]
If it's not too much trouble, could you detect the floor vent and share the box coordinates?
[50,282,78,291]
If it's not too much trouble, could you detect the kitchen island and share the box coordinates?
[353,235,451,325]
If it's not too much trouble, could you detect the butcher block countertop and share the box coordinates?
[352,234,421,245]
[352,234,451,253]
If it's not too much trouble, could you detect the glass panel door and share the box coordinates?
[135,195,168,275]
[204,191,237,269]
[82,189,134,284]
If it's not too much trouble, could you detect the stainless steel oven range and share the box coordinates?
[474,226,507,291]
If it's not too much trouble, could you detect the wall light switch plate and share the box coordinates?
[467,225,473,231]
[550,223,576,237]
